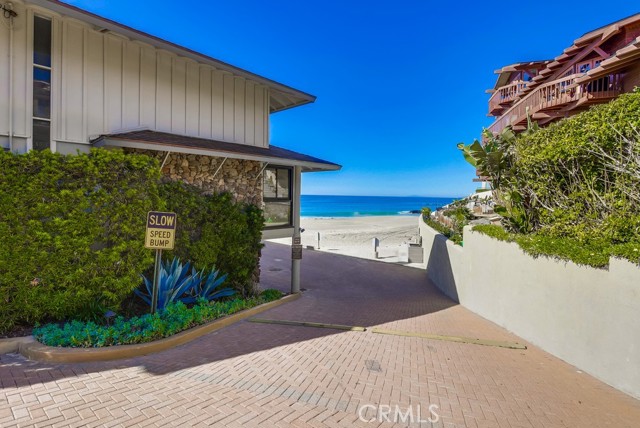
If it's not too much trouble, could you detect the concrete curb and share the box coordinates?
[0,336,36,354]
[17,293,300,363]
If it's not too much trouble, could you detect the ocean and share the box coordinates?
[301,195,457,218]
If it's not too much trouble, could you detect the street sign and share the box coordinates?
[292,244,303,260]
[145,211,177,250]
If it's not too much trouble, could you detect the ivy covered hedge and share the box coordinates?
[0,149,161,333]
[459,91,640,267]
[160,181,264,297]
[0,149,265,333]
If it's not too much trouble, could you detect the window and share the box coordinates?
[263,166,292,228]
[577,57,603,75]
[33,16,52,151]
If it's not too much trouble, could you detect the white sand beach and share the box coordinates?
[267,215,424,266]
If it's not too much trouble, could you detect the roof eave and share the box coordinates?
[32,0,316,112]
[92,137,341,172]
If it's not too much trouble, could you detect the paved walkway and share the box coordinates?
[1,242,640,427]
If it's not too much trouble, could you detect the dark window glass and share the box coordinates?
[276,169,290,199]
[33,68,51,119]
[264,169,277,198]
[33,120,50,151]
[33,16,52,67]
[263,167,293,227]
[264,202,291,227]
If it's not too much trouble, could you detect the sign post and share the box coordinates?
[145,211,177,314]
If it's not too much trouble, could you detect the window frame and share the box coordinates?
[32,14,52,152]
[263,166,293,229]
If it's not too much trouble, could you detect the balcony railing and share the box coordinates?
[488,80,528,115]
[488,73,623,135]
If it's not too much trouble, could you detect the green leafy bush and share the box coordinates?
[0,149,161,333]
[472,225,640,268]
[422,213,464,245]
[159,181,264,297]
[460,92,640,267]
[33,290,283,348]
[422,201,474,246]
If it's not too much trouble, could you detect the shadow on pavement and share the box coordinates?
[0,242,457,384]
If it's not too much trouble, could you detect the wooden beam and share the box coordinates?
[548,28,621,81]
[532,112,564,120]
[594,46,610,59]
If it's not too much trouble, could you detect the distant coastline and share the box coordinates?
[301,195,457,218]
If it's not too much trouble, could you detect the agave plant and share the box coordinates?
[183,267,235,304]
[135,257,198,311]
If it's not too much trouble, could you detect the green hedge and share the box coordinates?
[511,92,640,241]
[462,92,640,267]
[0,149,266,333]
[159,181,264,297]
[473,225,640,268]
[0,149,161,332]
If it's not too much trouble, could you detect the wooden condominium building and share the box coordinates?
[487,13,640,135]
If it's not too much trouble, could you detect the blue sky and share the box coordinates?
[66,1,639,197]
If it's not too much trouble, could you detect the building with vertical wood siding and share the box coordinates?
[0,0,340,241]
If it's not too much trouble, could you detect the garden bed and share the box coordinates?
[16,291,299,363]
[33,290,284,348]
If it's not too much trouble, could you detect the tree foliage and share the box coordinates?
[159,180,264,297]
[459,92,640,266]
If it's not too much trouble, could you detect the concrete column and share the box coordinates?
[291,166,302,293]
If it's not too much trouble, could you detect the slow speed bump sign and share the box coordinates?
[145,211,177,250]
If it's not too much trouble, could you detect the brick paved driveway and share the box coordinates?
[1,242,640,427]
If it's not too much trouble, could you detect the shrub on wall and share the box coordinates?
[459,91,640,267]
[0,149,161,332]
[159,180,264,297]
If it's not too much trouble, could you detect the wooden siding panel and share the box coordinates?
[85,30,104,138]
[223,73,234,141]
[211,69,224,140]
[171,58,186,134]
[185,61,200,136]
[623,63,640,93]
[122,42,141,130]
[139,46,157,130]
[104,35,123,132]
[264,87,270,147]
[61,21,84,142]
[245,81,255,145]
[198,67,212,138]
[234,77,245,143]
[254,85,265,147]
[155,51,172,132]
[12,9,29,138]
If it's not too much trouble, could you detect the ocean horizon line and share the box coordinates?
[300,195,456,218]
[301,193,464,199]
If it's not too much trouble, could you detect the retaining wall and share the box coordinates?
[419,219,640,399]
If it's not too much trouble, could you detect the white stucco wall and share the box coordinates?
[0,1,270,152]
[419,219,640,399]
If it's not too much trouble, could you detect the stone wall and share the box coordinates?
[129,150,263,206]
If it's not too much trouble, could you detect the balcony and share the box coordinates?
[488,73,623,135]
[488,80,528,116]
